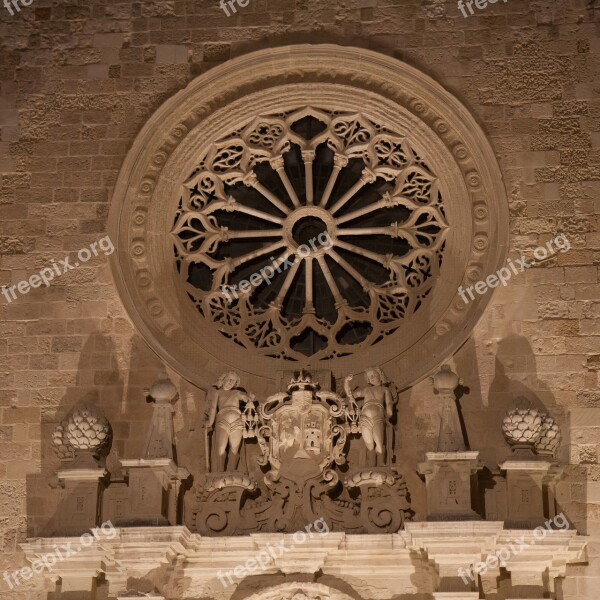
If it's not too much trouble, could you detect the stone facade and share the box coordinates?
[0,0,599,599]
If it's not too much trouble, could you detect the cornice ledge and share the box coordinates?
[19,525,587,587]
[20,526,195,581]
[400,522,587,578]
[495,530,587,575]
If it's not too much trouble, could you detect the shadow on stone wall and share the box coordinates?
[456,332,584,532]
[25,330,175,538]
[27,330,123,538]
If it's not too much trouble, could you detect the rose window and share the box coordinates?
[110,46,508,390]
[171,108,449,361]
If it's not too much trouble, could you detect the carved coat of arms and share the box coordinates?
[194,370,411,535]
[254,373,346,488]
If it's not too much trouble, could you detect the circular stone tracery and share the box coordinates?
[285,207,337,251]
[109,45,508,390]
[291,215,328,246]
[172,108,448,360]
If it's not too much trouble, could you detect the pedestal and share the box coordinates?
[55,468,107,535]
[418,452,482,520]
[107,459,189,526]
[498,459,552,528]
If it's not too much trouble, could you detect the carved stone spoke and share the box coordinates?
[329,168,376,214]
[171,107,449,360]
[327,248,372,292]
[304,256,315,313]
[335,195,417,225]
[205,201,285,225]
[273,256,302,305]
[319,154,348,208]
[228,240,287,272]
[225,229,282,240]
[334,239,395,271]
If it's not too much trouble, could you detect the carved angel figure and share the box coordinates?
[344,367,394,466]
[205,371,255,472]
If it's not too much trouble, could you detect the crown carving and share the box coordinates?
[287,370,319,392]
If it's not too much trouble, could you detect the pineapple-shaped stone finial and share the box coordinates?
[502,399,543,453]
[53,404,112,468]
[534,415,561,458]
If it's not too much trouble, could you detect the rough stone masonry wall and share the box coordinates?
[0,0,599,598]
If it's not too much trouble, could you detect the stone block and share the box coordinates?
[155,44,189,63]
[92,33,125,48]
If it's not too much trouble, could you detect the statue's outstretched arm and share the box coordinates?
[238,389,256,406]
[316,390,345,417]
[343,374,363,409]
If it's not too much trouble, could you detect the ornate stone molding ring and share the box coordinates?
[108,45,509,391]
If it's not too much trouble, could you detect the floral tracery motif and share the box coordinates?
[171,108,449,361]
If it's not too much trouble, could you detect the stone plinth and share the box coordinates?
[105,458,189,526]
[55,468,107,536]
[499,459,553,528]
[418,452,482,520]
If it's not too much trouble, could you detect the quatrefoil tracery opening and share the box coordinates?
[172,108,449,361]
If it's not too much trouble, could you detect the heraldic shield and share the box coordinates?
[260,385,344,487]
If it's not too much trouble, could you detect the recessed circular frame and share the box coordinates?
[108,44,509,393]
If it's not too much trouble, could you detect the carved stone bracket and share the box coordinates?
[403,521,586,597]
[193,474,257,536]
[343,468,412,533]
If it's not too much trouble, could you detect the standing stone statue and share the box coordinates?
[205,371,255,472]
[344,367,394,466]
